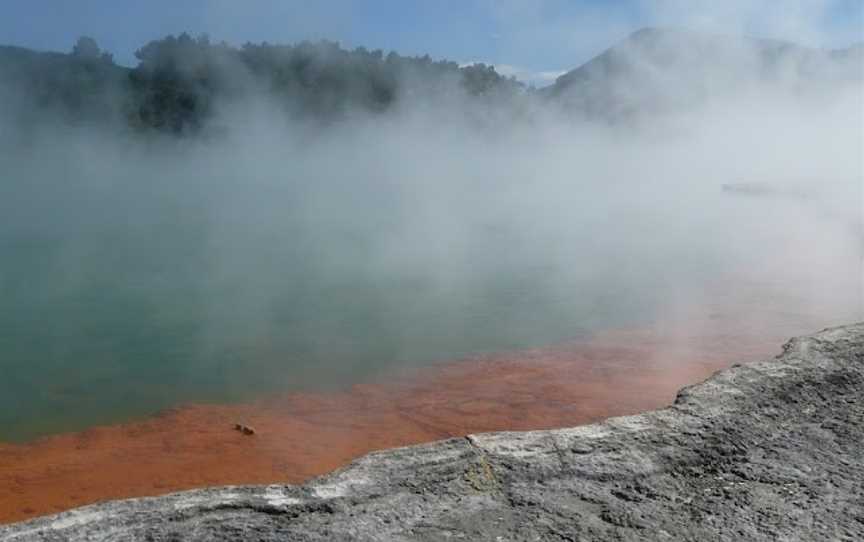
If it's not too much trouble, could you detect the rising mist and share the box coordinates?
[0,22,861,441]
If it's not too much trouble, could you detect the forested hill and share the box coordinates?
[1,29,860,137]
[0,34,523,135]
[541,27,863,119]
[0,41,129,129]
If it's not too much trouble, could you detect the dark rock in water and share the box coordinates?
[2,324,862,541]
[233,423,256,436]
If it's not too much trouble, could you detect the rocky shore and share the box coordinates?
[1,323,862,541]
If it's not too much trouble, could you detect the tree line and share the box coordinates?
[0,34,525,136]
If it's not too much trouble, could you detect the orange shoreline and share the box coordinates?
[0,326,788,525]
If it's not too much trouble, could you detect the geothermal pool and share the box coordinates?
[0,178,861,523]
[2,177,859,443]
[0,300,853,524]
[0,234,667,442]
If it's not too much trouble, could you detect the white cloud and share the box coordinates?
[494,63,567,86]
[461,61,567,87]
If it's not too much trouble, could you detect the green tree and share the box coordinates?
[72,36,101,59]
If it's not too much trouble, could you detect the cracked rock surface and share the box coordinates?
[1,323,862,541]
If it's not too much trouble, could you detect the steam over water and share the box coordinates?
[2,107,861,443]
[1,27,862,444]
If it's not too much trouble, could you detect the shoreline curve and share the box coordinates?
[1,322,861,541]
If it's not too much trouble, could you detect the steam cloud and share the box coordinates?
[0,7,861,440]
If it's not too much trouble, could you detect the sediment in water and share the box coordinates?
[0,326,779,524]
[2,323,861,540]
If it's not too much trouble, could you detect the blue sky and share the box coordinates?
[1,0,861,85]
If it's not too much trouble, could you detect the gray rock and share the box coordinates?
[2,323,862,541]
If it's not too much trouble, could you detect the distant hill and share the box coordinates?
[541,27,863,120]
[0,29,861,135]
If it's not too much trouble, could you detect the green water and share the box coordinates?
[2,148,859,443]
[0,198,669,442]
[0,237,665,442]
